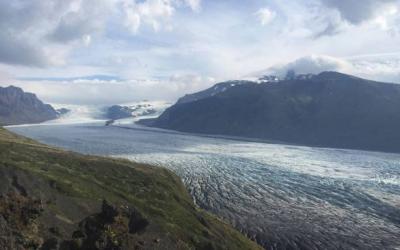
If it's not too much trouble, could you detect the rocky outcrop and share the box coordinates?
[0,192,44,250]
[64,200,150,250]
[0,191,154,250]
[0,86,58,125]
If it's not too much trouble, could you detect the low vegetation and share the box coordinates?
[0,127,261,250]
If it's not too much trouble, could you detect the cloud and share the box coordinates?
[0,35,49,67]
[0,0,63,66]
[261,55,351,77]
[319,0,399,24]
[347,53,400,83]
[123,0,175,33]
[184,0,201,11]
[120,0,202,33]
[5,73,214,105]
[255,8,276,26]
[0,0,202,67]
[0,0,100,66]
[48,0,111,43]
[312,23,341,38]
[256,54,400,84]
[0,70,13,82]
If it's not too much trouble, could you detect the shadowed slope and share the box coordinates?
[148,72,400,153]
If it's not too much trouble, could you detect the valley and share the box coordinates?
[8,121,400,249]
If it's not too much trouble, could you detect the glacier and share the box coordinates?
[7,122,400,250]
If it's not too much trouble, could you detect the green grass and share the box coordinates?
[0,127,262,250]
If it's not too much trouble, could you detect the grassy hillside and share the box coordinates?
[0,127,261,250]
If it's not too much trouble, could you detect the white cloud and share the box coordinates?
[256,54,400,84]
[319,0,399,25]
[0,0,202,66]
[4,73,214,105]
[0,0,65,66]
[48,0,111,43]
[0,70,13,82]
[348,53,400,83]
[0,0,112,66]
[259,55,351,77]
[119,0,202,33]
[184,0,201,11]
[255,8,276,26]
[82,35,92,47]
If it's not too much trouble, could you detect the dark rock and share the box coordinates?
[0,86,58,125]
[72,230,85,239]
[128,208,149,234]
[0,192,45,249]
[101,200,119,224]
[49,227,61,236]
[12,176,27,197]
[40,238,58,250]
[59,240,80,250]
[64,200,149,250]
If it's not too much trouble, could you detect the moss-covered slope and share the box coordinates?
[0,127,261,250]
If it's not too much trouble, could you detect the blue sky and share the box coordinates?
[0,0,400,104]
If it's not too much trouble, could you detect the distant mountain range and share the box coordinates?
[18,74,122,82]
[0,86,58,125]
[143,72,400,153]
[104,103,157,121]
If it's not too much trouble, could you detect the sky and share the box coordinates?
[0,0,400,105]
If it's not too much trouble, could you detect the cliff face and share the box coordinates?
[0,127,261,250]
[149,72,400,153]
[0,86,57,125]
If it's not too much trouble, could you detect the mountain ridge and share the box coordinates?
[0,85,58,125]
[143,71,400,153]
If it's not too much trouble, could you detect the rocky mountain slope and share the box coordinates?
[0,86,58,125]
[0,127,261,250]
[176,80,253,105]
[145,72,400,153]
